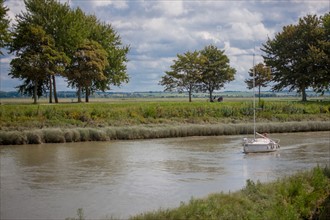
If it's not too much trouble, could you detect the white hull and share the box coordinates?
[243,133,280,153]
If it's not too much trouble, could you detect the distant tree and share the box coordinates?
[262,14,328,101]
[160,51,203,102]
[199,45,236,102]
[68,40,108,103]
[9,25,69,104]
[245,62,272,103]
[0,0,11,55]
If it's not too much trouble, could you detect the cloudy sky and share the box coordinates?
[1,0,329,92]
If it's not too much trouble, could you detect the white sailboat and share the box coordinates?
[242,54,280,153]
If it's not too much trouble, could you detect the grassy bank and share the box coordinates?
[131,166,330,220]
[0,100,329,144]
[1,100,329,129]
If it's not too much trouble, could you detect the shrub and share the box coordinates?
[0,131,27,145]
[89,128,108,141]
[43,129,65,143]
[25,130,42,144]
[63,129,80,142]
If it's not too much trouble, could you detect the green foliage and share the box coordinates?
[0,0,11,54]
[160,45,236,102]
[262,13,329,101]
[199,45,236,102]
[9,0,129,103]
[131,167,330,220]
[160,50,203,102]
[68,40,109,102]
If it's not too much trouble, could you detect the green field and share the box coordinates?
[0,97,329,144]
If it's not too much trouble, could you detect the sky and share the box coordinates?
[1,0,329,92]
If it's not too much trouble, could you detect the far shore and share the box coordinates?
[1,121,329,145]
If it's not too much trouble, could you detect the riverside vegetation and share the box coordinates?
[0,99,330,145]
[130,166,330,220]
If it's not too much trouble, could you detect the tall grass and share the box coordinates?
[1,101,329,130]
[1,121,330,145]
[130,166,330,220]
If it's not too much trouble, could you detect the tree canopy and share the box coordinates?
[160,45,236,102]
[0,0,11,55]
[160,51,203,102]
[9,25,69,103]
[262,14,329,101]
[8,0,129,103]
[199,45,236,102]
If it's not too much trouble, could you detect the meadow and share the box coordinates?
[0,97,329,144]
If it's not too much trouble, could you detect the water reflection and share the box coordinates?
[1,131,329,219]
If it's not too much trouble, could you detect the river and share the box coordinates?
[1,131,329,219]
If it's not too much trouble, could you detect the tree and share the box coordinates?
[160,51,202,102]
[0,0,11,55]
[262,14,327,101]
[87,17,129,92]
[199,45,236,102]
[308,13,330,94]
[14,0,74,103]
[245,62,272,103]
[68,40,108,103]
[13,0,129,103]
[10,25,68,104]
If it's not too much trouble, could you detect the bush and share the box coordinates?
[25,130,43,144]
[43,129,65,143]
[0,131,27,145]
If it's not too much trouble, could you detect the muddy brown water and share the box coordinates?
[1,131,329,219]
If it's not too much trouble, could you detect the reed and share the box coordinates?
[1,121,329,145]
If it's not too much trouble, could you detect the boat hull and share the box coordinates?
[243,138,280,153]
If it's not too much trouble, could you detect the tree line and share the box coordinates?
[1,0,129,103]
[1,0,329,103]
[161,13,330,102]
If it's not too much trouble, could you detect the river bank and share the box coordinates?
[1,121,330,145]
[130,166,330,220]
[1,100,329,145]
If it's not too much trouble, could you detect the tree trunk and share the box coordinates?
[33,81,38,104]
[188,84,192,102]
[77,85,82,103]
[188,91,192,102]
[258,85,261,105]
[209,90,213,102]
[85,86,89,103]
[302,88,307,102]
[49,75,53,103]
[52,75,58,103]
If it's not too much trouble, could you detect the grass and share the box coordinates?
[130,166,330,220]
[0,99,329,145]
[1,100,329,130]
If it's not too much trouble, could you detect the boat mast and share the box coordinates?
[253,53,256,140]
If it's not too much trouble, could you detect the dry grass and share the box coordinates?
[1,121,329,145]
